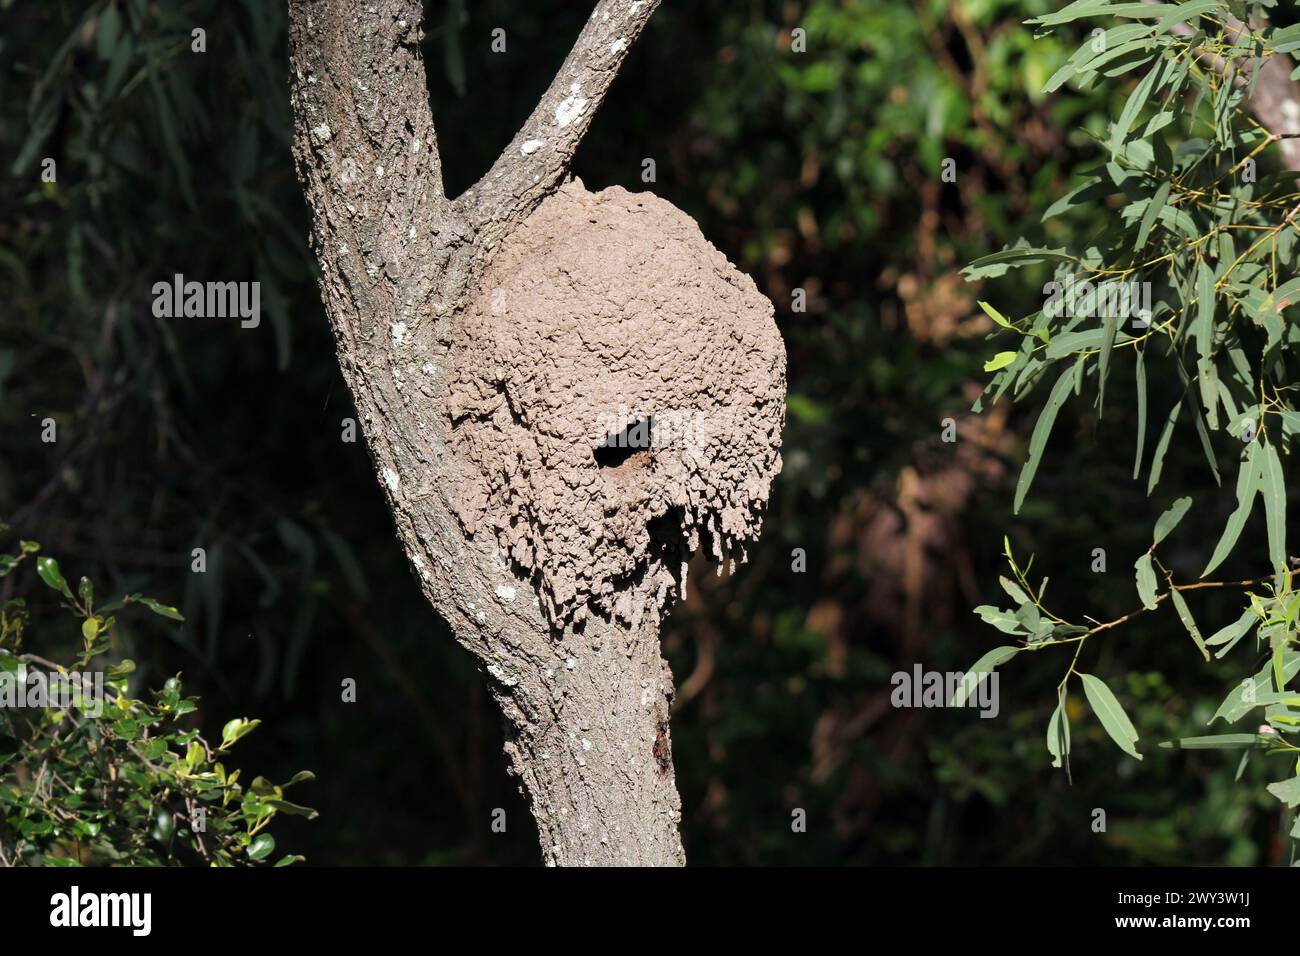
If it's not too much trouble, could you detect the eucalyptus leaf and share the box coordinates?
[1159,733,1267,750]
[1014,364,1078,514]
[1202,445,1260,578]
[1266,776,1300,808]
[1047,690,1071,770]
[1081,672,1143,760]
[950,646,1021,707]
[1135,552,1159,610]
[1260,441,1288,591]
[1152,496,1192,545]
[1169,588,1210,662]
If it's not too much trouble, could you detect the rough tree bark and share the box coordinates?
[285,0,692,865]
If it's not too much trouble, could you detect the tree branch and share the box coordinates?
[1143,0,1300,170]
[288,0,447,345]
[1211,15,1300,170]
[457,0,662,250]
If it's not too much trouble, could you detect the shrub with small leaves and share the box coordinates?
[0,538,316,866]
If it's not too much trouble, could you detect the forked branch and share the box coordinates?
[457,0,663,249]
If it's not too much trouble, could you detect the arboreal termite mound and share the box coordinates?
[449,180,786,630]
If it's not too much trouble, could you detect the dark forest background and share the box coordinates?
[3,0,1296,865]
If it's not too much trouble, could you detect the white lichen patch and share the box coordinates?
[391,321,407,347]
[495,583,517,602]
[520,139,545,155]
[486,663,518,686]
[382,467,400,492]
[610,37,628,54]
[554,93,588,128]
[311,123,332,143]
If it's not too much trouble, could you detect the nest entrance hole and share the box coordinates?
[595,415,655,474]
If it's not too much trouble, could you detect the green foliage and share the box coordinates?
[0,537,315,866]
[967,0,1300,859]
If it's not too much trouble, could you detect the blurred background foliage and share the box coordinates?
[1,0,1296,865]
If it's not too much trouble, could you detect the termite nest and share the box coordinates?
[448,179,786,631]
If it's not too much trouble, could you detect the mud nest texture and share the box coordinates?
[448,180,786,630]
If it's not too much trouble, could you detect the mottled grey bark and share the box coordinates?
[286,0,685,865]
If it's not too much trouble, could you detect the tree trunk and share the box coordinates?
[286,0,686,865]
